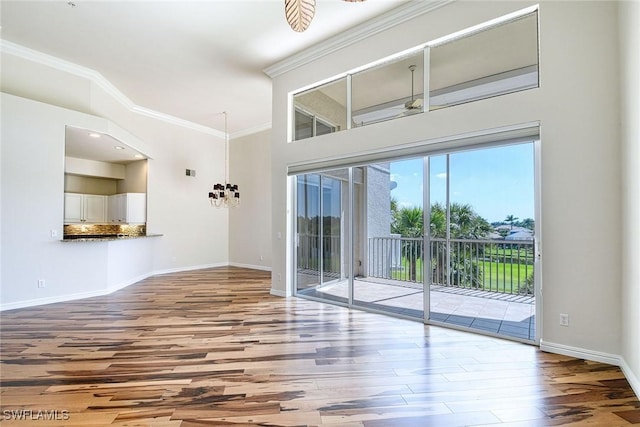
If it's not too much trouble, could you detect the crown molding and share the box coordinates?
[0,39,225,138]
[231,121,272,140]
[263,0,453,78]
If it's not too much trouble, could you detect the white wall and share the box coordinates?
[64,174,118,195]
[1,48,230,308]
[117,160,147,194]
[2,94,116,307]
[65,157,126,179]
[271,1,624,359]
[619,0,640,395]
[228,129,272,271]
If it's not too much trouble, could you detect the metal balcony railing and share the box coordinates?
[296,233,341,278]
[367,236,535,295]
[296,233,535,295]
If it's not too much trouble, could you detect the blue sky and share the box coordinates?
[390,143,535,223]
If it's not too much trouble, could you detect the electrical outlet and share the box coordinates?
[560,313,569,326]
[37,279,46,288]
[50,229,58,238]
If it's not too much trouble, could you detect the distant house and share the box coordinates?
[505,229,534,241]
[492,225,533,240]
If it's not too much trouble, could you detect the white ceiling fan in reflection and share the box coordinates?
[397,65,423,117]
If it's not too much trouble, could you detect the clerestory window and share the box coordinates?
[294,108,338,140]
[290,6,539,143]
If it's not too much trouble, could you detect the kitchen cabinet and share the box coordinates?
[64,193,107,224]
[108,193,146,224]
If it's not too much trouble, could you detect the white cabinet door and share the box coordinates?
[64,193,83,223]
[107,195,118,222]
[107,193,146,224]
[108,194,125,223]
[84,195,107,223]
[64,193,107,223]
[125,193,146,224]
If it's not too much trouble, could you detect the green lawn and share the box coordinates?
[480,261,533,293]
[484,246,534,264]
[390,257,533,295]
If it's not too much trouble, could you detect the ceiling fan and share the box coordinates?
[399,65,423,116]
[285,0,366,33]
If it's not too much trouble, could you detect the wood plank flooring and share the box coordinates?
[1,266,638,426]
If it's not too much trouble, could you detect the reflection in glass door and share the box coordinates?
[295,170,349,304]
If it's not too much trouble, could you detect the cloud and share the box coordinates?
[436,172,447,179]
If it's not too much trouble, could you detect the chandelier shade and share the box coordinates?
[284,0,365,32]
[208,112,240,208]
[285,0,315,32]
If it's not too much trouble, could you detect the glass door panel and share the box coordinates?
[295,170,349,304]
[321,172,343,286]
[294,143,536,343]
[353,159,424,318]
[296,174,320,293]
[428,144,536,341]
[427,155,449,322]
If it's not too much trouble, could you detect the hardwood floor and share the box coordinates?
[1,266,638,426]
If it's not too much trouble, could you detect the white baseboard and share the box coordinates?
[540,340,621,366]
[270,288,287,297]
[0,289,110,311]
[511,341,640,399]
[107,272,154,293]
[152,262,226,276]
[1,262,226,311]
[228,262,272,272]
[620,357,640,399]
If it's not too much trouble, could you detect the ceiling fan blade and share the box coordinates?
[404,98,423,110]
[285,0,316,32]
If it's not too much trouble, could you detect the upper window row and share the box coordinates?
[292,9,539,141]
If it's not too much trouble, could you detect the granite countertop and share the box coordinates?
[61,234,162,242]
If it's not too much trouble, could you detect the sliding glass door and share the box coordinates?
[295,169,349,304]
[353,160,425,318]
[427,144,536,340]
[293,141,538,343]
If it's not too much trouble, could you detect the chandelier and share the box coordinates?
[208,112,240,208]
[285,0,366,33]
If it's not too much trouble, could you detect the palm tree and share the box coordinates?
[448,203,491,287]
[390,196,399,232]
[428,203,447,283]
[451,203,493,238]
[392,206,423,281]
[505,214,519,230]
[391,203,491,284]
[520,217,534,230]
[429,202,446,238]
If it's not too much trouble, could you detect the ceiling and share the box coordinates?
[1,0,411,135]
[65,126,147,164]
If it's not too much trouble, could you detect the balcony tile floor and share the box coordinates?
[298,277,535,341]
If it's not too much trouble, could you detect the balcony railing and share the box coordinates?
[368,236,535,295]
[297,233,535,295]
[297,233,341,278]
